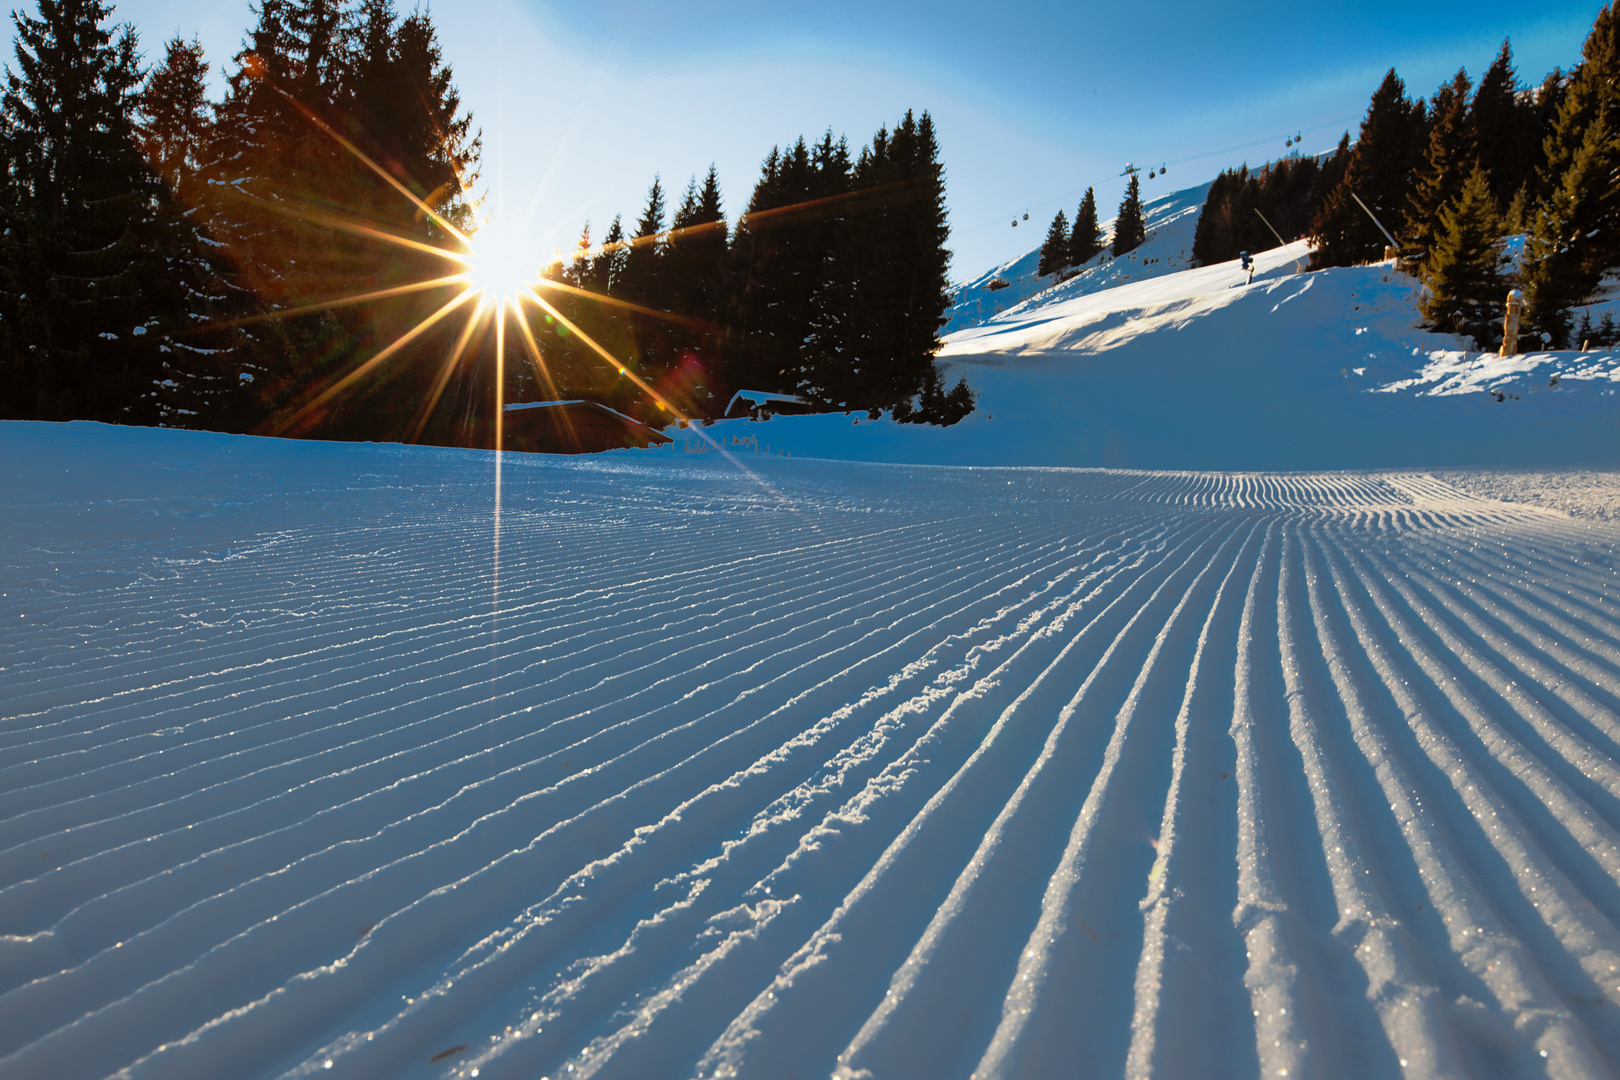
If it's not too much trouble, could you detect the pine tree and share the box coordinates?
[1468,40,1541,209]
[1037,209,1069,276]
[659,166,728,414]
[1419,169,1505,348]
[594,215,626,294]
[138,36,209,195]
[732,134,848,397]
[1068,187,1101,265]
[1524,3,1620,326]
[566,222,595,290]
[136,36,255,429]
[341,0,476,231]
[618,175,665,308]
[1309,69,1428,268]
[1113,173,1145,256]
[665,165,727,323]
[0,0,171,423]
[840,110,956,421]
[197,0,478,441]
[1538,4,1618,195]
[1406,69,1474,272]
[1521,110,1620,348]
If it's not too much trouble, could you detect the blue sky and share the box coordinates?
[10,0,1603,276]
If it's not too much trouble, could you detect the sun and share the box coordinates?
[467,223,540,300]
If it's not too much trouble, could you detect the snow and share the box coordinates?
[9,180,1620,1078]
[683,254,1620,471]
[942,180,1211,336]
[6,418,1620,1079]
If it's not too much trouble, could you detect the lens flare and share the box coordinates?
[240,69,815,523]
[468,226,541,301]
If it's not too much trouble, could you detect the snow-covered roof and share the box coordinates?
[504,399,647,428]
[726,389,807,411]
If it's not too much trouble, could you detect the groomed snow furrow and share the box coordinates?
[3,423,1620,1079]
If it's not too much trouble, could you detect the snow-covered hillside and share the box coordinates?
[6,421,1620,1079]
[942,180,1211,335]
[680,249,1620,470]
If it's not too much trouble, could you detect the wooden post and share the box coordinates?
[1502,289,1524,357]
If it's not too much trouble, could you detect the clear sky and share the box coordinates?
[9,0,1604,278]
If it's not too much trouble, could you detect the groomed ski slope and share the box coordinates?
[941,180,1210,336]
[6,421,1620,1079]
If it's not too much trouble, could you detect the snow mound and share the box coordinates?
[942,180,1212,335]
[5,420,1620,1079]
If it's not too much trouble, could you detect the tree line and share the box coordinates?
[0,0,970,444]
[533,114,971,427]
[1308,8,1615,350]
[1041,3,1618,355]
[1035,176,1146,279]
[1190,148,1349,267]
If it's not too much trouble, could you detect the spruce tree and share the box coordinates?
[197,0,346,428]
[1191,168,1236,265]
[618,175,666,308]
[1113,173,1145,256]
[659,166,728,414]
[1406,69,1474,272]
[1068,186,1101,265]
[0,0,170,423]
[1521,110,1619,348]
[1037,209,1069,276]
[138,36,209,195]
[665,165,727,324]
[1419,168,1505,348]
[1309,69,1428,268]
[801,133,865,406]
[1468,40,1540,209]
[199,0,478,441]
[732,133,848,397]
[566,222,595,290]
[1529,69,1568,199]
[1538,3,1618,196]
[341,0,476,232]
[594,215,626,294]
[840,110,955,420]
[1525,3,1620,324]
[137,36,254,429]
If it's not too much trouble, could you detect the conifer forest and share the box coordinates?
[0,0,969,445]
[1033,8,1620,354]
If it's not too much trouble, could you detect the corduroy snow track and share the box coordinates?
[3,423,1620,1079]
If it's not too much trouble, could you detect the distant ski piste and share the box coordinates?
[683,254,1620,470]
[5,421,1620,1079]
[693,181,1620,472]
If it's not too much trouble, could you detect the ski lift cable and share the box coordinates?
[961,114,1358,237]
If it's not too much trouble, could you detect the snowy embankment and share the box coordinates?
[6,421,1620,1079]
